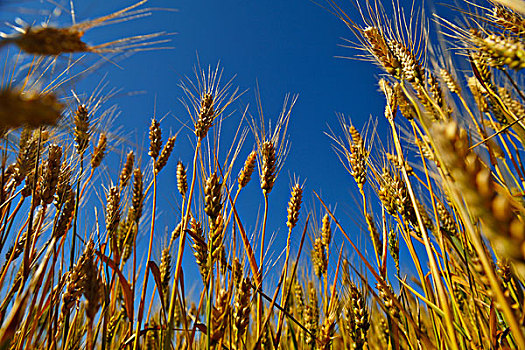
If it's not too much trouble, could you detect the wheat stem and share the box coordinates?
[256,192,269,338]
[166,139,201,349]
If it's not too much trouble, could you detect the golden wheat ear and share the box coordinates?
[0,1,172,56]
[0,88,64,130]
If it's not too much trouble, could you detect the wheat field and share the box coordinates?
[0,0,524,349]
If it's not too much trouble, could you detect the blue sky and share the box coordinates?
[71,0,388,274]
[1,0,442,288]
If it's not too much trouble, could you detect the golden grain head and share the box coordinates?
[39,143,62,205]
[12,26,88,56]
[238,150,257,189]
[286,183,303,229]
[91,133,108,169]
[260,140,276,194]
[204,172,222,220]
[3,1,172,56]
[74,104,91,155]
[129,168,144,224]
[321,214,332,250]
[0,89,63,130]
[105,186,121,238]
[155,135,176,173]
[119,151,135,189]
[176,161,188,196]
[149,118,162,160]
[195,93,215,140]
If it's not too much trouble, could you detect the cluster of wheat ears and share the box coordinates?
[0,0,525,349]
